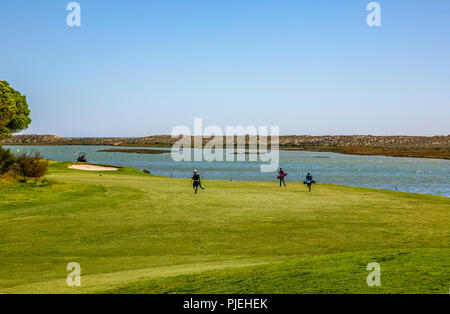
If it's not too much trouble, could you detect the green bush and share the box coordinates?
[0,146,16,174]
[12,152,48,178]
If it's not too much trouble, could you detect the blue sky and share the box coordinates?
[1,0,449,136]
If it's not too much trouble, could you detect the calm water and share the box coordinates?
[5,145,450,197]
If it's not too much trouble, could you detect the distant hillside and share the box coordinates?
[2,134,449,159]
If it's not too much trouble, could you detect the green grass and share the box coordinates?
[0,161,448,294]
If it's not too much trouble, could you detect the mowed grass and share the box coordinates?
[0,161,448,294]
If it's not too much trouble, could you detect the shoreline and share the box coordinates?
[58,161,450,198]
[3,142,449,160]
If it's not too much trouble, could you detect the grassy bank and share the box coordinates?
[98,148,169,154]
[283,145,450,159]
[0,161,448,294]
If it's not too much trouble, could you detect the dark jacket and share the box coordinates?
[192,174,201,182]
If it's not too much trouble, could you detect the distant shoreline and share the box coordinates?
[2,134,449,160]
[98,148,169,154]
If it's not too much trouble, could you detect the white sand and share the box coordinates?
[68,164,119,171]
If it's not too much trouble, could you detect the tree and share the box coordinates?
[0,81,31,140]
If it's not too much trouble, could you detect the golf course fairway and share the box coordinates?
[0,161,449,294]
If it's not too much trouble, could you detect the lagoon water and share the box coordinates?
[5,145,450,197]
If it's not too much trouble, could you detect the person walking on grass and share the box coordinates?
[304,171,315,192]
[192,169,205,194]
[278,168,287,187]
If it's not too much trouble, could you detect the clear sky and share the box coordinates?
[1,0,449,137]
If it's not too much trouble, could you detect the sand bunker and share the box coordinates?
[68,164,119,171]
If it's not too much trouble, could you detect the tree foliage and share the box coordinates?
[0,146,16,174]
[0,81,31,139]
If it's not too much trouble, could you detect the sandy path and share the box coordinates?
[68,164,119,171]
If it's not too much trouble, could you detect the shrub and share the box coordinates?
[13,152,48,178]
[0,146,16,174]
